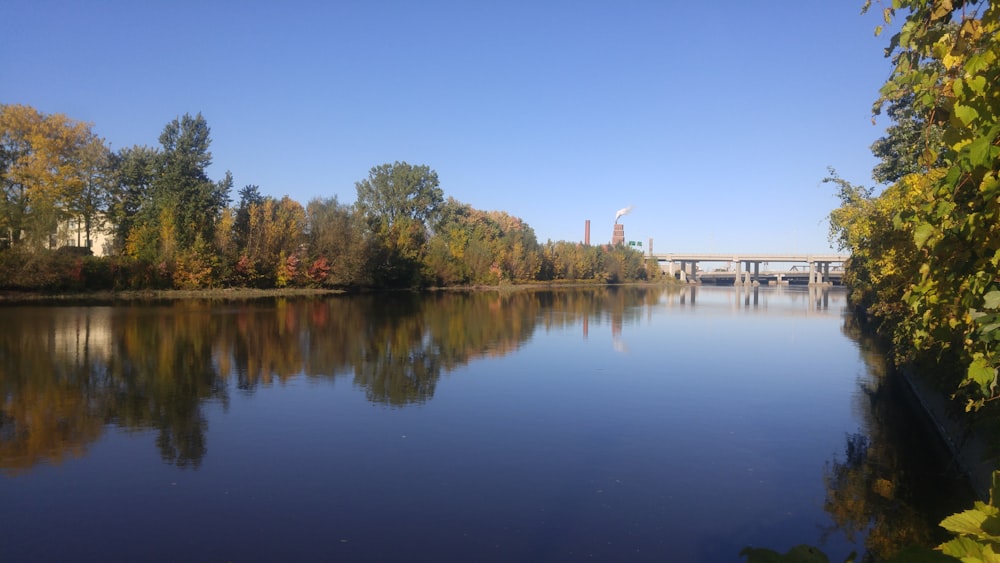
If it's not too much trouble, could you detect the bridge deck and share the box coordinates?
[651,253,848,263]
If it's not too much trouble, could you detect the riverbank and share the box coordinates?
[898,367,997,500]
[0,287,347,303]
[0,280,684,303]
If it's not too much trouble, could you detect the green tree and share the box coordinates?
[871,93,947,184]
[154,113,231,252]
[355,162,442,287]
[106,145,159,255]
[123,114,232,286]
[233,184,263,252]
[355,161,443,232]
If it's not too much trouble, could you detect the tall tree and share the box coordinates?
[233,184,263,251]
[154,113,231,251]
[65,132,112,251]
[107,145,160,255]
[870,93,946,184]
[355,162,443,287]
[355,161,443,232]
[123,113,232,271]
[243,195,306,287]
[0,104,106,248]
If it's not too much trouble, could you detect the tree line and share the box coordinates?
[828,1,998,411]
[0,105,660,291]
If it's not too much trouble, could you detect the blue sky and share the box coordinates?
[2,1,893,254]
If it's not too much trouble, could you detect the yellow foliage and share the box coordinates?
[0,104,107,245]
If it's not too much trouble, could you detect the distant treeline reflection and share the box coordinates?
[0,287,668,473]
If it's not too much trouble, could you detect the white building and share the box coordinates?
[53,214,113,256]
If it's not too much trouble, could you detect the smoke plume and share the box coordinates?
[615,205,633,224]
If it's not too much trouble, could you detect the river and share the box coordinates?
[0,285,974,561]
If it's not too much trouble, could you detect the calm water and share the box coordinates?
[0,286,972,562]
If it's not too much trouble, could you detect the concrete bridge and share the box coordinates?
[651,253,849,286]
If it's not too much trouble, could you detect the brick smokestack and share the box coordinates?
[585,220,590,245]
[612,223,625,246]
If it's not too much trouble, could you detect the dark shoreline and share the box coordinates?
[0,280,685,303]
[0,287,347,304]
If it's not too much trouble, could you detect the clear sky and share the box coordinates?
[2,1,894,254]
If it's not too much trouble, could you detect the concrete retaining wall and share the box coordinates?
[898,367,995,500]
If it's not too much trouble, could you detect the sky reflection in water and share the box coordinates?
[0,286,968,561]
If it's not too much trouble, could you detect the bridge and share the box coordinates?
[650,253,849,286]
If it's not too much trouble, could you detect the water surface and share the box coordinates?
[0,286,972,561]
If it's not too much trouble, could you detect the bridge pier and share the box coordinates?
[678,260,700,283]
[808,261,834,286]
[656,253,847,285]
[733,260,761,286]
[677,260,699,284]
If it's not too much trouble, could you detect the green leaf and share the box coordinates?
[980,322,1000,335]
[954,104,980,126]
[968,76,987,95]
[966,135,1000,169]
[941,508,990,536]
[984,513,1000,538]
[966,358,998,397]
[985,291,1000,310]
[967,52,990,75]
[914,223,935,249]
[939,535,988,558]
[922,148,940,167]
[983,544,1000,563]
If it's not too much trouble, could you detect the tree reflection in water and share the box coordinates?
[822,314,974,561]
[0,287,668,471]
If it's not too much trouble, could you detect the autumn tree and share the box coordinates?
[0,104,108,249]
[874,0,1000,409]
[425,197,541,285]
[834,1,1000,408]
[122,113,232,287]
[305,196,371,287]
[65,132,112,252]
[242,195,306,287]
